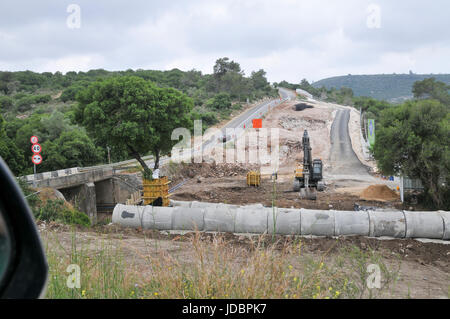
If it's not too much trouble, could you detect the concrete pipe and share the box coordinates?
[170,200,239,210]
[112,202,449,241]
[368,210,406,238]
[234,207,269,234]
[112,204,173,230]
[267,208,301,235]
[169,200,192,208]
[172,207,205,231]
[334,210,370,237]
[191,201,219,209]
[404,211,445,240]
[204,205,237,233]
[301,209,335,237]
[439,211,450,240]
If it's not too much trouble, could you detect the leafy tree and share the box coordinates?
[213,57,242,78]
[164,68,184,88]
[206,92,232,110]
[41,130,104,171]
[251,69,269,91]
[180,69,202,89]
[0,95,14,111]
[373,99,449,209]
[40,111,75,140]
[14,94,51,112]
[75,76,193,172]
[0,136,27,175]
[150,87,194,169]
[75,76,159,173]
[0,109,26,175]
[0,72,13,94]
[412,78,450,104]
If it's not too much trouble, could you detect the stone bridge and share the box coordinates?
[23,167,141,224]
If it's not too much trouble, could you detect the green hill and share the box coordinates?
[312,74,450,102]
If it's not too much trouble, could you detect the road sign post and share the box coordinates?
[31,136,42,180]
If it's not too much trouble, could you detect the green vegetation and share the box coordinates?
[311,73,450,102]
[41,130,104,172]
[373,78,449,209]
[16,179,90,227]
[45,231,132,298]
[374,99,449,209]
[37,199,91,227]
[0,57,277,176]
[74,76,194,173]
[43,231,400,299]
[16,177,41,217]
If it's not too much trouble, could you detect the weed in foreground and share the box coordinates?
[43,228,401,299]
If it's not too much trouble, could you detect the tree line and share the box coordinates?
[0,58,277,176]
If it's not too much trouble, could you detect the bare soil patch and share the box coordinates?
[40,222,450,299]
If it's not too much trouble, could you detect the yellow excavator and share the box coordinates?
[293,130,325,200]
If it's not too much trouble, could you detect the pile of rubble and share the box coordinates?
[279,116,326,131]
[178,162,260,179]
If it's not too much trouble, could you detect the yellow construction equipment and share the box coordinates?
[247,171,261,187]
[142,176,171,206]
[293,130,325,200]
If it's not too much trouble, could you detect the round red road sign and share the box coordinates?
[31,143,42,154]
[31,154,42,165]
[30,136,39,144]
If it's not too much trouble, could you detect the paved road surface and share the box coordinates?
[329,109,369,176]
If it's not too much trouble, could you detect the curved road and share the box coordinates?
[329,109,368,175]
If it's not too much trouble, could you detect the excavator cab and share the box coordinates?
[312,159,322,180]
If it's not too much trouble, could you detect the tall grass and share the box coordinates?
[42,228,400,299]
[44,229,138,299]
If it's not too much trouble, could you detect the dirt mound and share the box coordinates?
[37,187,74,210]
[360,185,399,202]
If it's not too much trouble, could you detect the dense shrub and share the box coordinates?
[37,199,91,227]
[0,95,14,111]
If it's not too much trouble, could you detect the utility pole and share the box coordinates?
[107,146,111,164]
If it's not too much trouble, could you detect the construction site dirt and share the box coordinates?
[170,173,402,211]
[167,97,401,211]
[40,95,448,299]
[39,220,450,299]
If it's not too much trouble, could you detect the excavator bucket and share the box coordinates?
[300,188,317,200]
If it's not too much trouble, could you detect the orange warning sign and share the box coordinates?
[252,119,262,129]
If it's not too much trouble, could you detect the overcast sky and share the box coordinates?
[0,0,449,83]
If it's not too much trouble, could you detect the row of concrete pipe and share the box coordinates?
[112,200,450,240]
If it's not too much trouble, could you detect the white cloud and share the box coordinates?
[0,0,449,82]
